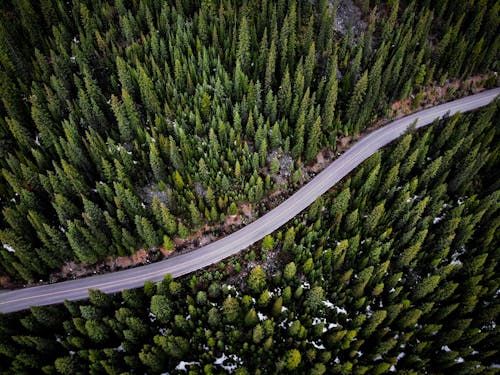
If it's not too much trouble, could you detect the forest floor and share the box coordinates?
[3,72,497,289]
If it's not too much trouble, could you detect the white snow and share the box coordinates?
[455,357,464,363]
[115,345,125,352]
[433,216,444,224]
[258,312,267,322]
[312,341,325,350]
[323,300,334,308]
[278,319,288,329]
[3,244,15,253]
[374,355,383,361]
[175,361,200,371]
[389,365,396,372]
[35,135,40,146]
[389,287,396,293]
[214,353,242,373]
[397,352,406,360]
[441,345,451,352]
[334,357,340,364]
[365,305,372,317]
[322,301,347,314]
[312,317,327,325]
[148,311,157,322]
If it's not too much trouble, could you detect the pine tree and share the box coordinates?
[346,70,368,132]
[306,115,322,162]
[236,16,251,72]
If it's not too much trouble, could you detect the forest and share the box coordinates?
[0,102,498,374]
[1,0,499,282]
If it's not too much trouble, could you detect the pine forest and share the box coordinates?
[0,0,499,373]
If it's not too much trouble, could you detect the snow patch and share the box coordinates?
[175,361,200,371]
[214,353,242,373]
[3,244,15,253]
[323,300,347,314]
[441,345,451,352]
[433,216,444,224]
[312,341,325,350]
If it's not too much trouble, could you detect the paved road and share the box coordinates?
[1,88,498,313]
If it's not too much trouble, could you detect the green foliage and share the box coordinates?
[284,349,301,370]
[0,1,499,374]
[248,266,267,294]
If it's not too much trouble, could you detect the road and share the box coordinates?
[1,88,498,313]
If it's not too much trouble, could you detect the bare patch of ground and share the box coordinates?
[241,203,253,219]
[332,0,367,37]
[389,73,498,120]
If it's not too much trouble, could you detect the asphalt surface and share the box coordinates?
[1,88,498,313]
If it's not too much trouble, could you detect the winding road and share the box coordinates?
[1,88,499,313]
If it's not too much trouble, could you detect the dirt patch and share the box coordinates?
[337,136,353,152]
[241,203,253,219]
[389,73,498,120]
[0,276,14,289]
[310,148,336,173]
[225,214,243,227]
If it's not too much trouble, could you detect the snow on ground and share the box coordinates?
[433,216,444,224]
[214,353,242,373]
[258,312,267,322]
[441,345,451,352]
[323,300,347,314]
[2,244,15,253]
[148,311,156,322]
[175,361,200,371]
[312,341,325,350]
[312,317,327,325]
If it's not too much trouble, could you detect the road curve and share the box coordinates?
[1,88,499,313]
